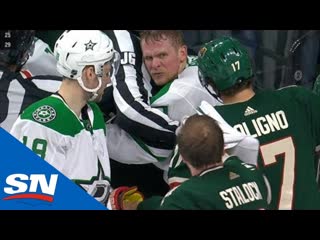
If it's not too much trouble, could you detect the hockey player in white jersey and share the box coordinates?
[107,31,221,175]
[0,30,62,132]
[10,30,133,207]
[101,30,179,150]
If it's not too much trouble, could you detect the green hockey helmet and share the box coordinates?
[197,36,254,91]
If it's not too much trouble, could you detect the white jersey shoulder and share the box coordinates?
[24,38,61,76]
[151,66,220,121]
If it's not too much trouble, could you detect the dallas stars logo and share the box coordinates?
[32,105,56,123]
[84,40,97,51]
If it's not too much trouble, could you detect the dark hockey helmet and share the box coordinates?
[0,30,35,68]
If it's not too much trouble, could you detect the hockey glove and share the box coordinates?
[109,186,144,210]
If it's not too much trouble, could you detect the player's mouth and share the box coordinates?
[152,72,164,78]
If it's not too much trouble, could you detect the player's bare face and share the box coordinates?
[142,38,182,86]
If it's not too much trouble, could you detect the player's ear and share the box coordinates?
[179,45,188,62]
[82,65,95,81]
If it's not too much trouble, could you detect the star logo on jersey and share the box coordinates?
[33,105,56,123]
[84,40,97,51]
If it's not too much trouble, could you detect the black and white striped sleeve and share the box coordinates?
[0,69,61,132]
[103,30,178,150]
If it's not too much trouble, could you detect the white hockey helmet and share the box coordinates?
[54,30,120,101]
[54,30,117,79]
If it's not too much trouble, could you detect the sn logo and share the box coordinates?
[3,174,58,202]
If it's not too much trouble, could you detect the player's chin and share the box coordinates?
[152,76,166,86]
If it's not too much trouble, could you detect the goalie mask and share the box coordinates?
[197,36,254,92]
[0,30,35,70]
[54,30,120,100]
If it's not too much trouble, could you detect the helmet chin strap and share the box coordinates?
[77,76,102,101]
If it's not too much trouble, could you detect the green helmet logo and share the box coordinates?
[197,36,253,91]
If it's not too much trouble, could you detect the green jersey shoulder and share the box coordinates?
[161,156,269,210]
[20,95,105,136]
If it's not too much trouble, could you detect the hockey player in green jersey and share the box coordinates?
[168,100,260,189]
[10,30,122,207]
[124,115,269,210]
[193,36,320,209]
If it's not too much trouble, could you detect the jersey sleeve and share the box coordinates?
[158,186,184,210]
[137,196,163,210]
[198,101,259,166]
[107,123,173,164]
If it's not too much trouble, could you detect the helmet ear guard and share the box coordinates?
[197,36,254,92]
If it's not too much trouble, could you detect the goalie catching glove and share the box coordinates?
[109,186,144,210]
